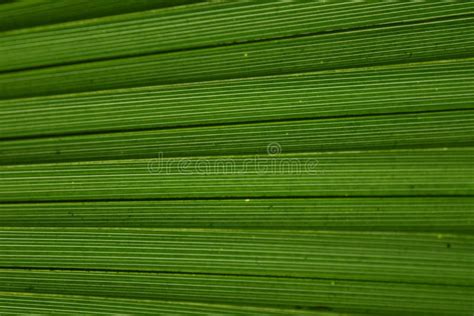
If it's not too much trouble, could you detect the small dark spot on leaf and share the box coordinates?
[446,243,451,248]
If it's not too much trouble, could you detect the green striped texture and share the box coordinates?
[0,198,471,232]
[1,110,473,164]
[0,292,340,316]
[0,59,472,139]
[2,18,473,99]
[0,228,471,285]
[1,1,472,72]
[0,0,203,32]
[0,269,472,315]
[1,1,473,315]
[0,148,472,201]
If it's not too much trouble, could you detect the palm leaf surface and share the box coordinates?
[0,1,473,315]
